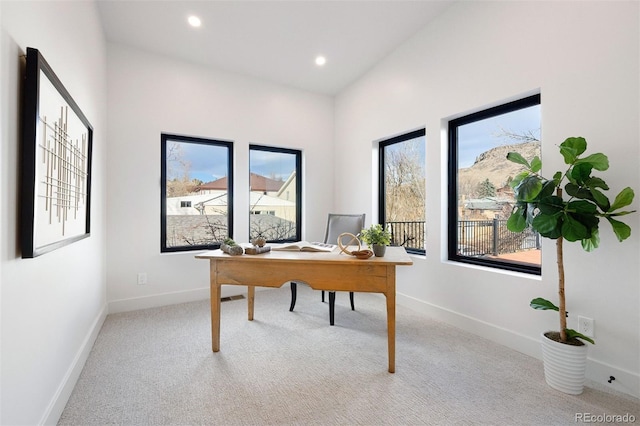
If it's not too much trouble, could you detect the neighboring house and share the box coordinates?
[495,184,513,198]
[166,172,297,244]
[275,170,296,204]
[167,190,295,219]
[248,192,295,219]
[459,195,513,221]
[166,190,297,245]
[463,197,512,220]
[166,192,228,216]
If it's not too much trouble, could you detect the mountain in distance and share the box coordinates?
[458,141,541,196]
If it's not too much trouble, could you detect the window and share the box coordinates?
[378,129,426,255]
[161,133,233,252]
[249,145,301,242]
[448,94,541,274]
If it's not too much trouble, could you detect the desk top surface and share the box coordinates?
[195,245,413,266]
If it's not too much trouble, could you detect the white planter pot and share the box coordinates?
[540,331,588,395]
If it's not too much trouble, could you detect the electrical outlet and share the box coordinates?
[578,316,594,338]
[137,273,148,285]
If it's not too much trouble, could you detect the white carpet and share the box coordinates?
[59,284,639,425]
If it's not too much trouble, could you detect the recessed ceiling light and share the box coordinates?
[188,15,201,28]
[315,56,327,66]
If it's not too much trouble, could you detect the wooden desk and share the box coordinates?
[195,246,413,373]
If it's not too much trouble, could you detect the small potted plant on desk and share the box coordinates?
[360,224,392,257]
[220,238,243,256]
[506,136,635,395]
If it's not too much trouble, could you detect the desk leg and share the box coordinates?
[248,286,255,321]
[386,266,396,373]
[210,260,221,352]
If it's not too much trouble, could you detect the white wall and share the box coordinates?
[0,1,108,425]
[335,1,640,397]
[106,44,334,312]
[1,3,638,423]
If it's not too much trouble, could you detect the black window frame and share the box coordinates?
[161,133,234,253]
[447,94,541,274]
[378,128,426,256]
[249,144,302,243]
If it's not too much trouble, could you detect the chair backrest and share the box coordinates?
[324,214,366,245]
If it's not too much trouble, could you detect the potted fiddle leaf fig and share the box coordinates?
[506,136,636,394]
[360,224,392,257]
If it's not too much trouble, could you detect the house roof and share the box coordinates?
[197,173,284,192]
[464,197,512,211]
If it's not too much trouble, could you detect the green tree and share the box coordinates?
[476,178,496,198]
[384,139,425,221]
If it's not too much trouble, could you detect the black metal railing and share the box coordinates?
[385,219,540,256]
[457,218,540,256]
[386,221,425,252]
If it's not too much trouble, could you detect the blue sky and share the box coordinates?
[168,141,296,183]
[249,149,295,181]
[175,142,230,182]
[385,135,426,166]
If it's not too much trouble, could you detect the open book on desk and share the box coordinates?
[271,241,336,252]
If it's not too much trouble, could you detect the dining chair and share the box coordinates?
[289,213,366,325]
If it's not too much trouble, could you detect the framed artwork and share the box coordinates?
[21,47,93,258]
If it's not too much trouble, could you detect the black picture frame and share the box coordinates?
[21,47,93,258]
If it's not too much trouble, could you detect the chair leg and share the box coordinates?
[329,291,336,326]
[289,282,297,312]
[349,292,355,310]
[321,290,325,302]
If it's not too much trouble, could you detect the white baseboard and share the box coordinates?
[396,292,640,399]
[584,359,640,399]
[107,285,268,314]
[108,287,211,313]
[41,302,108,425]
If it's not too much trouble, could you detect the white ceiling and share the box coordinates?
[96,1,455,96]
